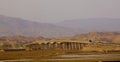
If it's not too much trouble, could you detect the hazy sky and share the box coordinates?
[0,0,120,23]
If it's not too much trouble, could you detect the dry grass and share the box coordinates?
[0,50,65,60]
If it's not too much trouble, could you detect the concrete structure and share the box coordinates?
[27,40,90,50]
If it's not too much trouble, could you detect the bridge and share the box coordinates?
[26,40,90,50]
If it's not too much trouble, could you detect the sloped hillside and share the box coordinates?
[57,19,120,33]
[0,15,78,38]
[72,32,120,43]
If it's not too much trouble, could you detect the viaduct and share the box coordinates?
[26,40,90,50]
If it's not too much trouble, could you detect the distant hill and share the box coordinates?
[1,15,120,38]
[56,18,120,33]
[0,36,45,43]
[0,15,78,38]
[72,32,120,43]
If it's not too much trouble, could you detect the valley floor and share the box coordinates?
[0,50,120,62]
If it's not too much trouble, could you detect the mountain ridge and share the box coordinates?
[56,18,120,33]
[1,15,120,38]
[0,15,78,38]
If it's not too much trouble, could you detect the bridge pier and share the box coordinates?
[28,41,89,50]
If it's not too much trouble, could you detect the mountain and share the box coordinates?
[56,18,120,33]
[0,15,78,38]
[1,15,120,38]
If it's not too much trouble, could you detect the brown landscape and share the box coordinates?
[0,32,120,62]
[0,16,120,62]
[0,0,120,62]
